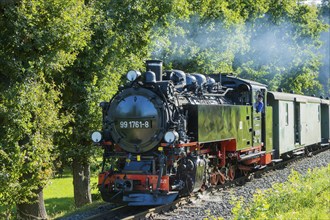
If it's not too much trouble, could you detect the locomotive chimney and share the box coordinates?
[146,60,163,81]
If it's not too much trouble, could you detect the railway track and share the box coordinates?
[84,144,329,220]
[83,205,148,220]
[83,196,195,220]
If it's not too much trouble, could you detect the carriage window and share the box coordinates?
[318,105,320,122]
[285,103,289,125]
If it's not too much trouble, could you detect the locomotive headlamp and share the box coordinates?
[126,70,141,81]
[91,131,102,143]
[164,130,179,143]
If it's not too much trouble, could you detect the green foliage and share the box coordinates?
[0,0,92,217]
[150,0,255,73]
[0,0,92,80]
[235,1,327,95]
[319,0,330,96]
[149,1,328,96]
[232,165,330,220]
[0,78,67,216]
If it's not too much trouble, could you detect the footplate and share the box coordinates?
[123,192,178,206]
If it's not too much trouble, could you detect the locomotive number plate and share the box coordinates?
[119,120,152,129]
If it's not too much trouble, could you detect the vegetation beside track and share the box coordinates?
[43,167,100,219]
[231,165,330,220]
[45,161,329,219]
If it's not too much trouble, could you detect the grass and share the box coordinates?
[0,173,100,219]
[43,175,75,219]
[0,156,105,219]
[231,164,330,220]
[43,168,101,219]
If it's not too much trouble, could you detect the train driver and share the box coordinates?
[255,94,264,113]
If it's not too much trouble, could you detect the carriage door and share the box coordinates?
[252,89,264,147]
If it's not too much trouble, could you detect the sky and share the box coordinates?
[303,0,322,5]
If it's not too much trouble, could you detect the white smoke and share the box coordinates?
[150,13,329,96]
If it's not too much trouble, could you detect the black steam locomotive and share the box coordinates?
[91,60,330,205]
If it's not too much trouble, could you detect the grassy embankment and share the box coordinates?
[204,164,330,220]
[0,169,102,219]
[231,164,330,220]
[43,168,102,219]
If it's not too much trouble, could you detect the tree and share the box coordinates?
[319,0,330,97]
[0,0,92,218]
[150,0,269,73]
[55,0,192,207]
[149,0,327,96]
[0,79,65,219]
[235,1,327,95]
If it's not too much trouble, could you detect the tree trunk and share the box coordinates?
[72,158,92,207]
[16,187,47,220]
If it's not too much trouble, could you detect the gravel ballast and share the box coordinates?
[154,149,330,220]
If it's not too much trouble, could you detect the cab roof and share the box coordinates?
[219,74,267,91]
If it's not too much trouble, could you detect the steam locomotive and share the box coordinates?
[91,60,330,206]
